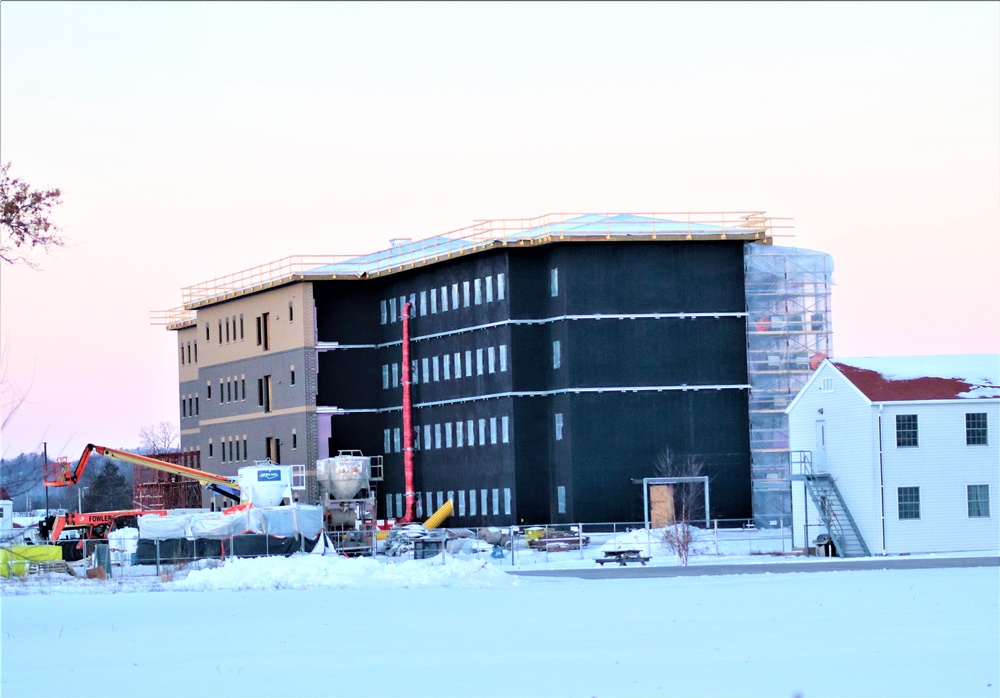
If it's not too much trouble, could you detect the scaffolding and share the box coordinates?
[132,451,203,511]
[745,244,833,524]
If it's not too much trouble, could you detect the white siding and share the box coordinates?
[879,401,1000,554]
[789,362,1000,555]
[788,363,880,552]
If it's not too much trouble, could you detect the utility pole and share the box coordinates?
[44,441,49,517]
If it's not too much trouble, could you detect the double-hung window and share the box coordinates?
[895,414,918,448]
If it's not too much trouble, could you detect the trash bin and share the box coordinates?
[814,534,836,558]
[94,544,112,577]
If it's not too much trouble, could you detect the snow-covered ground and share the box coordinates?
[2,553,997,698]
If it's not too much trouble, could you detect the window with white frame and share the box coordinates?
[896,414,918,448]
[456,421,464,447]
[292,464,306,490]
[500,344,508,372]
[820,377,834,393]
[488,346,496,374]
[434,423,442,449]
[474,278,482,305]
[557,485,566,514]
[454,352,462,379]
[463,281,471,307]
[553,340,561,369]
[432,356,439,382]
[897,487,920,520]
[392,363,399,387]
[422,357,430,384]
[486,275,493,302]
[478,419,486,446]
[502,415,510,443]
[476,348,484,375]
[968,484,990,518]
[419,290,427,316]
[384,429,391,454]
[467,419,474,446]
[443,354,451,380]
[452,284,459,309]
[393,428,401,453]
[555,413,564,440]
[550,268,559,296]
[440,286,448,312]
[466,350,473,377]
[389,297,397,323]
[430,288,438,314]
[445,422,453,448]
[424,425,432,450]
[490,417,497,444]
[382,364,389,390]
[966,413,988,446]
[497,273,506,300]
[380,300,388,324]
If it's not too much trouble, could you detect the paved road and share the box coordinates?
[508,555,1000,579]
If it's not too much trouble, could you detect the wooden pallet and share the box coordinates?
[527,535,591,552]
[32,561,75,576]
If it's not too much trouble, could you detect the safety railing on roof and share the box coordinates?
[156,212,787,316]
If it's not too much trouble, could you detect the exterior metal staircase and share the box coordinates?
[790,451,870,558]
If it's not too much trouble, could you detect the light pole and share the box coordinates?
[77,486,88,513]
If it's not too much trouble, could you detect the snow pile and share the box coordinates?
[598,525,716,558]
[172,553,518,592]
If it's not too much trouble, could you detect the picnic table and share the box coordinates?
[596,549,650,566]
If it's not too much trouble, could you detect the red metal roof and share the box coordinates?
[832,362,995,402]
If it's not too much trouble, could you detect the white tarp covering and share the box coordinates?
[138,505,323,540]
[138,513,191,539]
[257,506,323,538]
[188,511,254,538]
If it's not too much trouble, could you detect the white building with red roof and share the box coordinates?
[786,355,999,556]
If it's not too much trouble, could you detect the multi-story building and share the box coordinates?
[159,213,831,526]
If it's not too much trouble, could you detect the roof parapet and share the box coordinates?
[153,212,788,326]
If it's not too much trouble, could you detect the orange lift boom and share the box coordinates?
[45,443,239,490]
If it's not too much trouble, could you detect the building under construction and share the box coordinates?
[155,213,832,526]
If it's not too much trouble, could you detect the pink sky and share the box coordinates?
[1,2,998,459]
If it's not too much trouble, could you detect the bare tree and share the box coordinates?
[0,338,33,437]
[653,446,707,566]
[139,422,179,455]
[0,162,65,267]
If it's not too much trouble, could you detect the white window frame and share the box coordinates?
[292,464,306,490]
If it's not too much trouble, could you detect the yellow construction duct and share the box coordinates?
[423,499,453,529]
